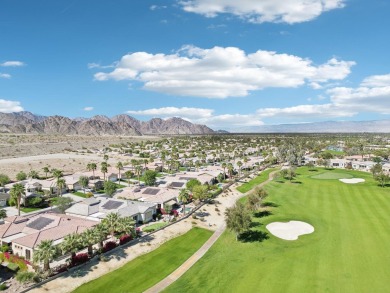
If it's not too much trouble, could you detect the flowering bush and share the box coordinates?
[119,234,133,245]
[71,253,89,266]
[3,252,29,270]
[103,241,117,253]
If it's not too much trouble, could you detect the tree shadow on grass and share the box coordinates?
[254,210,272,218]
[238,230,269,243]
[292,181,302,184]
[274,180,285,184]
[262,201,279,208]
[249,221,262,228]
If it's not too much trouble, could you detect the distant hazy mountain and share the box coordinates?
[0,112,214,135]
[233,120,390,133]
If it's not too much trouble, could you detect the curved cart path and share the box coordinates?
[144,170,277,293]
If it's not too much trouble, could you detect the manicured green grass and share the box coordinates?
[20,207,41,213]
[165,168,390,293]
[311,170,354,179]
[143,222,169,232]
[73,227,213,293]
[72,191,88,198]
[236,168,277,193]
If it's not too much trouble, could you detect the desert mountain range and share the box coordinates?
[0,112,214,135]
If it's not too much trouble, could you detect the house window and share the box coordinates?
[26,249,31,260]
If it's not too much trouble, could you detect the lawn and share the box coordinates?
[165,167,390,293]
[72,191,89,198]
[73,227,213,293]
[236,168,277,193]
[20,207,42,213]
[142,222,169,232]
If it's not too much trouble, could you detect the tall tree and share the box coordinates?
[102,212,121,238]
[144,170,157,186]
[116,161,123,184]
[61,233,81,259]
[81,228,97,257]
[221,162,227,180]
[178,189,190,215]
[87,163,97,178]
[28,170,39,179]
[10,183,25,216]
[192,185,209,201]
[101,162,108,181]
[56,178,66,197]
[33,240,57,272]
[0,174,10,192]
[225,202,252,241]
[42,166,50,179]
[79,176,89,194]
[104,180,117,197]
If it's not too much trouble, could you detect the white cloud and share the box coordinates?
[127,107,213,119]
[179,0,345,24]
[94,45,354,98]
[361,73,390,87]
[0,73,11,79]
[1,61,25,67]
[83,107,94,111]
[150,5,167,10]
[0,99,24,113]
[256,103,355,118]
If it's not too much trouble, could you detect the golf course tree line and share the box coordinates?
[225,187,268,241]
[370,162,390,187]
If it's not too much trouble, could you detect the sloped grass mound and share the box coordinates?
[311,171,353,180]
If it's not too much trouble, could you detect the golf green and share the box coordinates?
[164,168,390,293]
[311,170,354,179]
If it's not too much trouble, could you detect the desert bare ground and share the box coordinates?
[0,134,161,180]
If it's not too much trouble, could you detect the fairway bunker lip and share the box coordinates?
[339,178,365,184]
[266,221,314,241]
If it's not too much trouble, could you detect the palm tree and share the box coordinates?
[52,169,63,180]
[81,228,97,257]
[103,154,109,162]
[33,240,57,272]
[10,183,25,216]
[56,178,66,197]
[42,166,50,179]
[222,162,227,180]
[28,170,39,179]
[102,212,121,238]
[101,162,108,181]
[135,165,142,186]
[93,223,108,250]
[119,217,136,236]
[227,163,234,179]
[116,161,123,184]
[87,163,97,178]
[79,176,89,194]
[61,233,81,259]
[178,189,190,215]
[237,161,243,177]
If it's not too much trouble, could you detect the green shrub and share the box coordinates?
[16,271,37,283]
[0,283,8,291]
[0,244,9,253]
[7,262,19,271]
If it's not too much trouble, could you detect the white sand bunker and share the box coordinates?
[339,178,365,184]
[266,221,314,241]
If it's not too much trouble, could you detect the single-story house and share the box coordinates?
[65,197,156,223]
[0,213,97,261]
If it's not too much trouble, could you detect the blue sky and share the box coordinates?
[1,0,390,130]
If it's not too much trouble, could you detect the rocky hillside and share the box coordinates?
[0,112,214,135]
